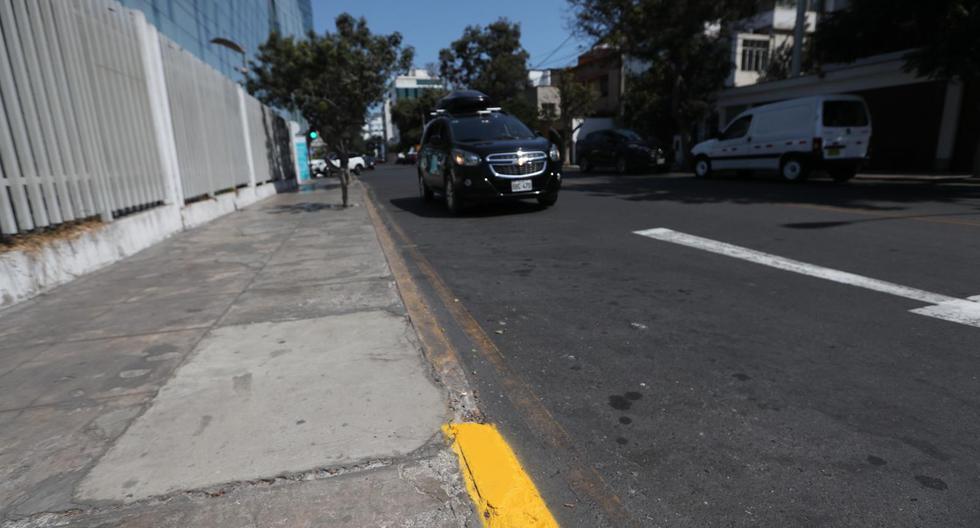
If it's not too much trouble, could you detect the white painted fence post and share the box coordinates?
[238,86,257,189]
[133,10,184,207]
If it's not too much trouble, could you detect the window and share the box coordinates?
[823,101,869,127]
[423,121,445,145]
[599,74,610,97]
[740,39,770,72]
[721,116,752,140]
[449,113,536,143]
[541,103,557,116]
[613,129,643,142]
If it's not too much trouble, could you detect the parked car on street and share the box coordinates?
[691,95,872,182]
[311,158,328,177]
[397,149,418,165]
[576,128,668,174]
[418,90,562,214]
[326,153,367,174]
[363,154,376,170]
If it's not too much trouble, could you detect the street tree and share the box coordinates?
[815,0,980,175]
[438,19,537,124]
[247,15,413,206]
[569,0,757,167]
[551,69,598,161]
[390,88,448,150]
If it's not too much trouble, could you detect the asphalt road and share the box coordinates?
[361,165,980,527]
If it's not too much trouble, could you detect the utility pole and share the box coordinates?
[791,0,807,77]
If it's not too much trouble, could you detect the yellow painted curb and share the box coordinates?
[443,423,559,528]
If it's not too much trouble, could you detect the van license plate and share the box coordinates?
[511,180,532,192]
[826,147,841,157]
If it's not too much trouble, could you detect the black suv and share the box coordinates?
[417,91,562,214]
[576,128,667,174]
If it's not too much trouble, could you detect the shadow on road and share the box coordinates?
[388,196,546,219]
[563,171,980,214]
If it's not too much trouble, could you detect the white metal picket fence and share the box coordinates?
[0,0,295,236]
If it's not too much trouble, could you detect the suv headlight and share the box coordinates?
[452,149,481,166]
[549,144,560,161]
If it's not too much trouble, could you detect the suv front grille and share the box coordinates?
[493,161,546,176]
[486,151,548,179]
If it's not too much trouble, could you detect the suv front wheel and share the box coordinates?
[445,176,462,215]
[419,174,433,202]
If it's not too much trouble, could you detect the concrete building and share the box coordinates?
[383,69,444,146]
[118,0,313,84]
[527,69,561,119]
[726,0,850,88]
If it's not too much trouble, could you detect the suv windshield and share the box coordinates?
[823,101,869,127]
[448,113,536,142]
[614,129,643,142]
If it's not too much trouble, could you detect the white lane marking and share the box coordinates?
[634,227,980,329]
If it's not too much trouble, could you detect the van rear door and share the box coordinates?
[820,99,871,161]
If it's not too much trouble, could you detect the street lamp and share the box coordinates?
[209,37,248,80]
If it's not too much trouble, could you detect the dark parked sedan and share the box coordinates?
[417,91,562,215]
[576,128,668,174]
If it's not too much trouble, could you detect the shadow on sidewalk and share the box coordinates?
[266,202,348,214]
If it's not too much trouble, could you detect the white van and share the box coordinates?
[691,95,872,182]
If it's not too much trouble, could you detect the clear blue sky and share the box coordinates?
[311,0,591,71]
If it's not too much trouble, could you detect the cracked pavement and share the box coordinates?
[0,181,475,527]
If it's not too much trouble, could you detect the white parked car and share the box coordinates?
[691,95,872,182]
[324,154,367,174]
[310,158,329,176]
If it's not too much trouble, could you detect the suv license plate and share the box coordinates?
[511,180,532,192]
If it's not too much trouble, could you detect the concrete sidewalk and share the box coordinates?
[0,181,473,527]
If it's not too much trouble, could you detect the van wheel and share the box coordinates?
[580,156,593,173]
[830,167,857,183]
[694,156,712,178]
[780,156,809,182]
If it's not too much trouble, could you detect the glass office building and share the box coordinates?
[118,0,314,82]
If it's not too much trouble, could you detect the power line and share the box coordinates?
[536,45,587,69]
[531,34,574,69]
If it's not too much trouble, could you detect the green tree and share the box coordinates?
[438,19,536,124]
[247,15,413,206]
[554,69,598,161]
[815,0,980,175]
[390,88,448,150]
[570,0,756,167]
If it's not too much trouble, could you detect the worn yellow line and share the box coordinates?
[362,183,637,527]
[360,182,477,418]
[444,423,559,528]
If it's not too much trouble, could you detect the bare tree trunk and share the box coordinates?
[338,141,351,207]
[341,170,351,207]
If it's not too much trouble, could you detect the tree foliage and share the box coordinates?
[390,88,448,150]
[570,0,757,166]
[438,19,536,124]
[247,14,412,205]
[550,69,598,160]
[815,0,980,176]
[815,0,980,81]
